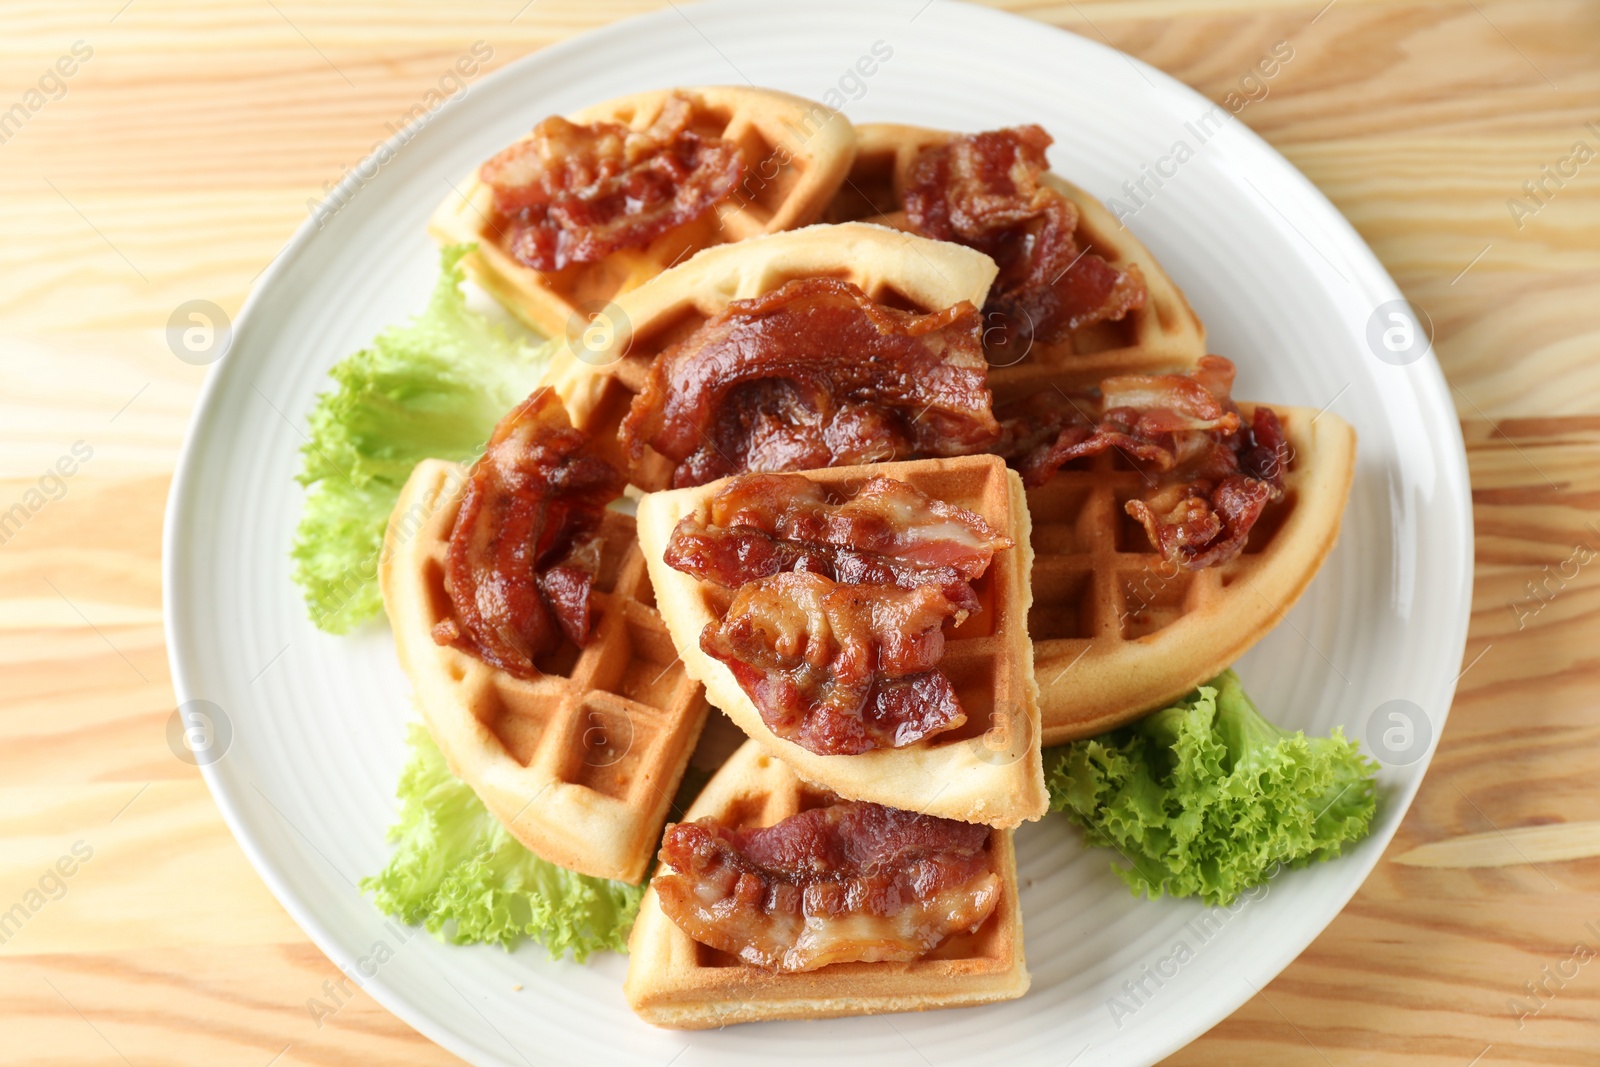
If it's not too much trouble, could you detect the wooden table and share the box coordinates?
[2,1,1595,1063]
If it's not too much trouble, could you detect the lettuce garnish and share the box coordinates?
[290,244,553,633]
[362,725,643,960]
[1044,669,1377,906]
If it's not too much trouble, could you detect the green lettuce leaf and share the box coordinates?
[362,725,643,961]
[1044,669,1378,906]
[290,244,554,633]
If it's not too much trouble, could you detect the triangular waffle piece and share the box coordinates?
[379,458,710,882]
[824,122,1206,387]
[541,220,1000,492]
[624,739,1029,1028]
[635,454,1047,827]
[431,86,857,336]
[1018,399,1358,743]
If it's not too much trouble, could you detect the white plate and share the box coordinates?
[163,2,1473,1064]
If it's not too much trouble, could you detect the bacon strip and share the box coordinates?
[702,572,969,755]
[994,356,1288,570]
[480,92,744,272]
[435,388,624,676]
[903,125,1145,347]
[665,473,1013,755]
[666,524,984,618]
[656,800,1000,972]
[698,474,1009,577]
[620,277,1001,488]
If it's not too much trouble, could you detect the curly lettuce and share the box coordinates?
[362,725,642,961]
[291,244,553,633]
[1044,669,1377,906]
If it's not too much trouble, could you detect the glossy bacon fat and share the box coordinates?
[620,277,1001,488]
[480,92,744,273]
[705,572,967,754]
[656,800,1000,972]
[903,125,1145,347]
[996,356,1288,570]
[666,473,1012,755]
[434,388,624,677]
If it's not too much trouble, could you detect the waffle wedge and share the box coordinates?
[541,220,1000,492]
[379,458,709,883]
[636,454,1046,827]
[624,739,1029,1028]
[1015,395,1358,744]
[431,86,857,337]
[824,122,1206,386]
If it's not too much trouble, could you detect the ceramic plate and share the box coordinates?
[163,2,1473,1064]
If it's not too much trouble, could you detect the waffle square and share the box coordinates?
[379,458,709,883]
[624,740,1029,1028]
[823,122,1208,387]
[635,454,1047,828]
[430,86,858,337]
[1005,390,1358,744]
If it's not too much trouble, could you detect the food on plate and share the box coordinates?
[380,393,709,884]
[824,122,1206,383]
[665,472,1013,755]
[1005,365,1357,744]
[655,798,1000,972]
[431,388,624,674]
[625,740,1029,1027]
[541,221,999,492]
[637,455,1046,827]
[1043,670,1378,905]
[291,245,553,633]
[363,724,644,959]
[431,87,857,336]
[902,124,1146,345]
[995,355,1286,570]
[704,574,972,753]
[479,93,744,274]
[271,84,1378,1019]
[619,276,1000,487]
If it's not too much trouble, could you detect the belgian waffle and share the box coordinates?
[624,739,1030,1028]
[823,122,1207,388]
[635,454,1047,828]
[1011,395,1358,744]
[541,220,1000,492]
[430,87,857,337]
[379,458,709,883]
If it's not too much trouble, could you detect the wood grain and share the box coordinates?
[0,1,1596,1063]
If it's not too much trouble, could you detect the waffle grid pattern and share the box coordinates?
[1026,449,1271,645]
[1018,402,1352,744]
[637,452,1047,828]
[430,87,857,337]
[542,222,1000,493]
[822,122,1208,387]
[384,460,709,882]
[417,509,701,810]
[624,741,1026,1028]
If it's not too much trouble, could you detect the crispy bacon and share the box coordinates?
[666,524,985,618]
[665,473,1013,754]
[903,125,1145,347]
[995,356,1288,569]
[702,572,968,755]
[435,388,624,676]
[691,474,1009,577]
[620,277,1001,487]
[480,92,744,272]
[656,800,1000,972]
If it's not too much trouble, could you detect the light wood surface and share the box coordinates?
[1,1,1596,1063]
